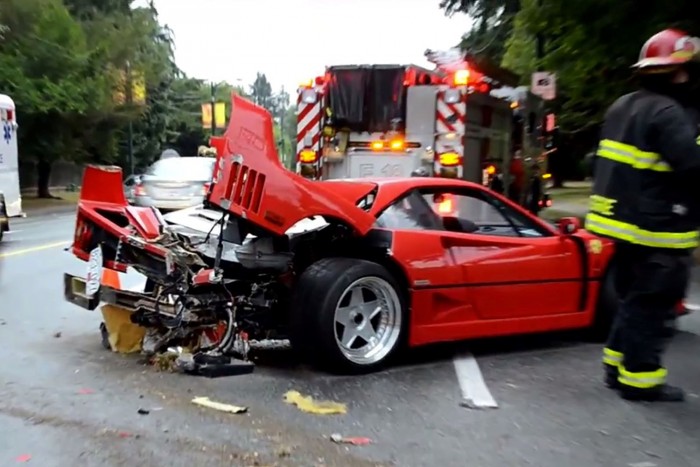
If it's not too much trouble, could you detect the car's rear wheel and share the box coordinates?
[290,257,407,374]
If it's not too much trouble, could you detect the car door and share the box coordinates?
[420,186,585,321]
[373,190,473,334]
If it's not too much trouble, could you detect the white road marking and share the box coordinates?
[453,351,498,409]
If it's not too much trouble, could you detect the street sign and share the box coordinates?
[531,72,556,100]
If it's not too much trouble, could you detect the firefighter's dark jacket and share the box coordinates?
[586,89,700,250]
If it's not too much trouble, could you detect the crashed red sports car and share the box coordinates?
[65,94,635,374]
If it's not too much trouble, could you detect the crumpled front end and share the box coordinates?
[64,160,342,369]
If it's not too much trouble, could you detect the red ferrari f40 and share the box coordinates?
[64,94,666,374]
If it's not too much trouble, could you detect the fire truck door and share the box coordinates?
[348,154,414,178]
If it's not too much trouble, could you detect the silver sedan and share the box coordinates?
[132,157,216,211]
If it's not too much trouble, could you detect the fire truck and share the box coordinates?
[294,56,517,189]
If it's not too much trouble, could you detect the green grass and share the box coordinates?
[541,208,583,223]
[22,190,80,212]
[548,183,591,207]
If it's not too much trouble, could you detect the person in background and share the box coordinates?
[508,149,525,204]
[526,164,542,215]
[489,168,505,194]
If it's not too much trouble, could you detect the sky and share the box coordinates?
[139,0,473,94]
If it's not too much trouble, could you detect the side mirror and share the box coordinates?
[558,217,581,235]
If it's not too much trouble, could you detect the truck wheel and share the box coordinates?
[0,194,7,241]
[290,257,407,374]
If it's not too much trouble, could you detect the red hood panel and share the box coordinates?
[207,95,376,236]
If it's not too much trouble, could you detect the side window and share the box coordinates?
[420,189,550,238]
[375,190,444,231]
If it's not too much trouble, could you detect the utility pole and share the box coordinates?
[126,60,134,176]
[210,82,216,137]
[279,85,286,167]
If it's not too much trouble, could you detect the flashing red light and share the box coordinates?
[453,69,470,86]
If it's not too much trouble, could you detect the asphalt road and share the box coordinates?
[2,212,700,466]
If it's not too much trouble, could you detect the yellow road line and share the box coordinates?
[0,240,71,258]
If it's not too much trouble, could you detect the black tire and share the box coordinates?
[0,194,7,241]
[289,257,408,374]
[100,322,111,350]
[590,268,617,342]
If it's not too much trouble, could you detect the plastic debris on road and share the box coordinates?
[283,390,347,415]
[192,396,248,414]
[15,454,31,463]
[101,304,146,353]
[330,433,372,445]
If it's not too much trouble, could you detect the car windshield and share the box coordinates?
[146,157,216,180]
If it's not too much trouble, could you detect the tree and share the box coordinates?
[505,0,700,132]
[500,0,700,182]
[0,0,106,197]
[249,73,274,112]
[440,0,519,64]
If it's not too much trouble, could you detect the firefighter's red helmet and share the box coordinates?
[633,28,700,70]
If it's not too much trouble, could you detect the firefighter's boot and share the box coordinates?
[620,384,685,402]
[604,365,620,389]
[602,347,623,389]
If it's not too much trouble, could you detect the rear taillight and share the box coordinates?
[134,183,145,196]
[74,217,94,250]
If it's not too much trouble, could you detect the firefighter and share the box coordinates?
[587,28,700,402]
[525,164,543,215]
[411,167,430,177]
[489,169,505,194]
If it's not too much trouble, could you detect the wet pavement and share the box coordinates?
[2,212,700,466]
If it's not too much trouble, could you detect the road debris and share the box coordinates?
[77,388,95,395]
[101,304,146,353]
[53,331,62,338]
[192,396,248,414]
[137,408,150,415]
[330,434,372,445]
[15,454,31,463]
[283,390,347,415]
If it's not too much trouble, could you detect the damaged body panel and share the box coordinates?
[65,94,638,375]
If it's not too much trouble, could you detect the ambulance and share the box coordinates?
[294,49,516,188]
[0,94,21,241]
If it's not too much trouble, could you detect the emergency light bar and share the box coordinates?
[453,69,469,86]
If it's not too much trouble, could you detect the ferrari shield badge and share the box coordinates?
[588,239,603,255]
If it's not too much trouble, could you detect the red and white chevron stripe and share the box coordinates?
[435,86,466,152]
[296,91,322,155]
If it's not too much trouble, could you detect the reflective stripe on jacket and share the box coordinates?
[585,90,700,250]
